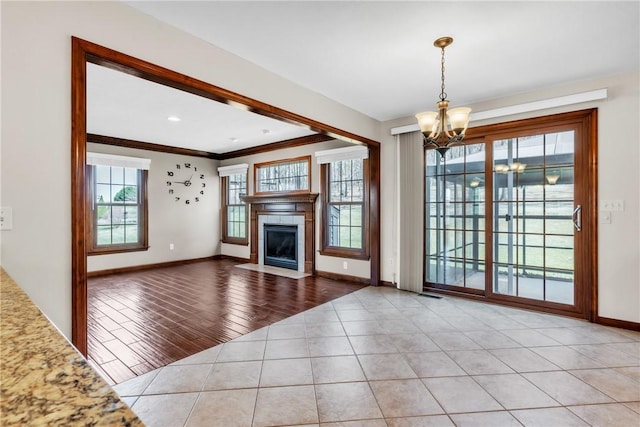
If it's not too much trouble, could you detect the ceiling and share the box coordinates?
[88,1,639,153]
[87,63,317,153]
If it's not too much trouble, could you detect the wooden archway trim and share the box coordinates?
[71,37,381,355]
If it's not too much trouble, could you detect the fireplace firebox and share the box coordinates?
[264,224,298,270]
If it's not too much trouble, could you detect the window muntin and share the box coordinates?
[89,165,148,254]
[255,156,310,194]
[222,172,248,244]
[425,143,486,289]
[321,158,369,259]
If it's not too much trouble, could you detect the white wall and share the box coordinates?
[86,144,219,272]
[219,139,371,279]
[1,2,636,342]
[0,1,380,339]
[382,71,640,323]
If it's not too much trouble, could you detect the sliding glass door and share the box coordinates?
[492,132,576,304]
[425,143,486,293]
[425,110,596,318]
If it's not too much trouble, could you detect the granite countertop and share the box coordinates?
[0,269,143,426]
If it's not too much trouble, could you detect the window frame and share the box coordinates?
[254,155,311,195]
[221,172,249,245]
[320,157,370,260]
[86,164,149,255]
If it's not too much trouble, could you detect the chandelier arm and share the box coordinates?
[438,102,454,139]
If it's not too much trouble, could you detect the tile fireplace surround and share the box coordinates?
[241,193,318,274]
[259,215,305,272]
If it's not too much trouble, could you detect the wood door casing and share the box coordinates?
[424,109,597,320]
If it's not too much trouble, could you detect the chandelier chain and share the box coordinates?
[440,46,447,101]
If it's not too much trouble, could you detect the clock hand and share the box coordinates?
[171,175,194,186]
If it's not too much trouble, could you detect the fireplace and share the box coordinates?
[240,193,318,274]
[264,224,298,270]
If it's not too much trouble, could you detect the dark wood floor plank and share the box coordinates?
[88,258,365,385]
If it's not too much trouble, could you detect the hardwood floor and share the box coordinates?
[87,258,366,385]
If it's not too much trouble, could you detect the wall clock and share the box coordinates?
[166,162,206,204]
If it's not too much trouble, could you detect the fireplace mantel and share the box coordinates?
[241,193,318,205]
[241,192,318,274]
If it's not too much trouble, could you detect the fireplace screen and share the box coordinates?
[264,224,298,270]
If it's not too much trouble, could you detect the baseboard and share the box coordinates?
[596,316,640,331]
[315,270,370,285]
[87,255,220,278]
[379,280,396,288]
[217,255,251,263]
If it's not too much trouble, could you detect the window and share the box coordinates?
[87,163,148,255]
[255,156,310,194]
[320,157,369,259]
[221,172,248,244]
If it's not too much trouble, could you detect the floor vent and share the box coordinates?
[419,293,443,299]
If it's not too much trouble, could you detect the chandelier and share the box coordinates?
[415,37,471,157]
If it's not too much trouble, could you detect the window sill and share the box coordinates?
[222,238,249,246]
[319,248,370,261]
[88,245,150,256]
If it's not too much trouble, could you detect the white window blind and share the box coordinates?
[397,132,424,293]
[87,152,151,170]
[315,145,368,164]
[218,163,249,177]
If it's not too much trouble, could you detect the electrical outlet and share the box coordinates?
[342,261,348,270]
[169,243,175,250]
[0,207,13,230]
[599,211,611,224]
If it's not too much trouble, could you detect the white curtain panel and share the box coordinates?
[86,152,151,170]
[315,145,368,164]
[217,163,249,177]
[397,132,424,293]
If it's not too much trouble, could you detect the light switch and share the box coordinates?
[0,207,13,230]
[599,211,611,224]
[601,199,625,212]
[611,200,624,212]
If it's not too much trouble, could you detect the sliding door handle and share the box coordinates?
[573,205,582,232]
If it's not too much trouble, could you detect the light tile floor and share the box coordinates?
[113,286,640,427]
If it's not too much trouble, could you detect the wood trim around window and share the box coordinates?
[253,155,312,195]
[319,158,370,260]
[221,175,249,245]
[86,166,149,255]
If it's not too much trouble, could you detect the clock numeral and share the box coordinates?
[166,181,172,186]
[176,164,181,169]
[195,197,200,202]
[200,190,204,195]
[184,163,191,168]
[200,174,205,179]
[201,183,206,188]
[185,199,190,204]
[175,197,181,202]
[169,189,174,194]
[167,171,174,177]
[194,167,198,172]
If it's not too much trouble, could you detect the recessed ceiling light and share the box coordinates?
[230,137,238,142]
[167,116,181,122]
[262,129,271,134]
